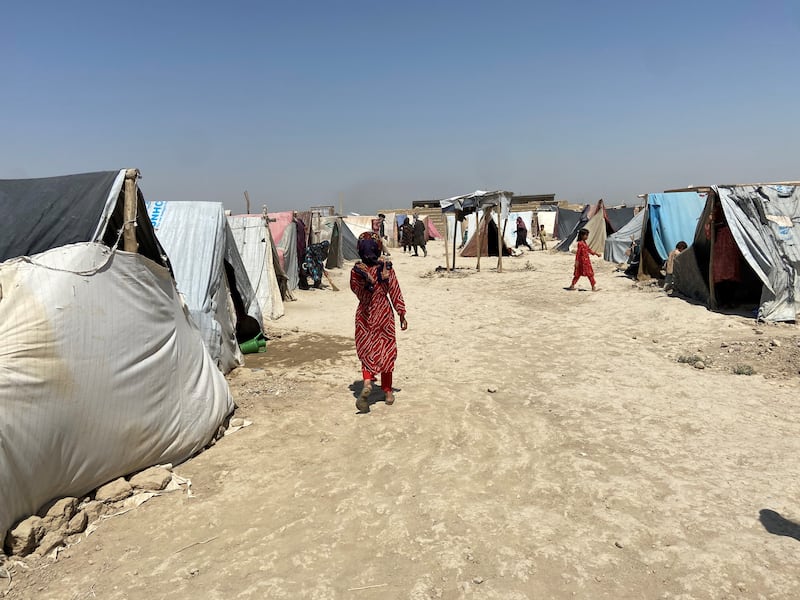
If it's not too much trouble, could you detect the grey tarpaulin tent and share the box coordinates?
[604,209,645,263]
[674,184,800,322]
[147,201,264,373]
[227,214,286,320]
[0,170,233,542]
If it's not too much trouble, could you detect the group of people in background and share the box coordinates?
[399,214,427,257]
[513,218,549,251]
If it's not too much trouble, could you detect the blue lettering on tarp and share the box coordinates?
[778,225,790,239]
[149,201,166,229]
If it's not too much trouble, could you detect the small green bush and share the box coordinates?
[733,364,754,376]
[677,354,702,365]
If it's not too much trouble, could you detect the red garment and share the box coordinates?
[573,240,595,278]
[350,262,406,374]
[712,225,742,283]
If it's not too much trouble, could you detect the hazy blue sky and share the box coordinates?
[2,1,799,214]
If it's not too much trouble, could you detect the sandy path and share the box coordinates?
[7,242,800,600]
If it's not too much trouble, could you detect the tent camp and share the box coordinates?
[147,201,264,374]
[636,192,707,279]
[604,209,646,263]
[314,215,360,267]
[440,191,514,270]
[227,214,287,320]
[674,184,800,322]
[554,201,635,254]
[0,170,233,541]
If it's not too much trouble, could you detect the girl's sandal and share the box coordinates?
[384,391,395,406]
[356,381,372,413]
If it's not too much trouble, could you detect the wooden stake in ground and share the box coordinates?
[443,211,451,272]
[475,209,483,272]
[496,204,504,273]
[123,169,139,254]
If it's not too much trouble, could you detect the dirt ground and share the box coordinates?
[4,241,800,600]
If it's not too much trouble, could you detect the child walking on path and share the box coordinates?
[568,228,600,291]
[350,232,408,413]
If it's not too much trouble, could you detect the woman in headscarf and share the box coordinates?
[350,232,408,412]
[400,217,413,253]
[515,216,532,250]
[302,240,330,289]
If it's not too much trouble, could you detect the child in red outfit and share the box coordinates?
[567,228,600,291]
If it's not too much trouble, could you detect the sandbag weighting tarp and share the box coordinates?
[0,170,233,540]
[147,201,264,374]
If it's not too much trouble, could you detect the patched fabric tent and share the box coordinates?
[315,215,360,268]
[227,214,286,320]
[459,211,512,257]
[147,201,264,373]
[268,211,300,291]
[0,169,233,541]
[674,184,800,322]
[555,206,587,241]
[555,203,635,254]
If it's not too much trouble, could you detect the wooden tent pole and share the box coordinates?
[443,212,451,272]
[497,205,504,273]
[475,209,483,272]
[452,215,458,270]
[708,194,717,309]
[123,169,139,254]
[244,190,251,214]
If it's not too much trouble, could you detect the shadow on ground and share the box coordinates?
[759,509,800,542]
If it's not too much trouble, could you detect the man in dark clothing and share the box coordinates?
[412,215,427,257]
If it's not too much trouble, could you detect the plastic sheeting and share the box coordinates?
[536,210,557,237]
[0,243,233,538]
[646,193,706,262]
[147,201,263,373]
[604,210,645,263]
[227,215,285,320]
[718,185,800,322]
[268,212,299,291]
[503,211,534,248]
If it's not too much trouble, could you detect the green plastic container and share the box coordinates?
[239,332,267,354]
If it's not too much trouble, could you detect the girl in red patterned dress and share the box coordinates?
[567,228,600,291]
[351,233,408,413]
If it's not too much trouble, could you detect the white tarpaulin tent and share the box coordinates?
[0,170,233,540]
[536,209,557,237]
[227,214,285,320]
[147,201,264,373]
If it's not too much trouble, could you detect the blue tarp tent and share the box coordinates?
[638,192,707,278]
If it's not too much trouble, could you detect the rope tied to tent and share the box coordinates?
[11,217,137,276]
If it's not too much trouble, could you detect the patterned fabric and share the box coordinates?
[302,241,329,286]
[573,240,595,278]
[351,260,406,374]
